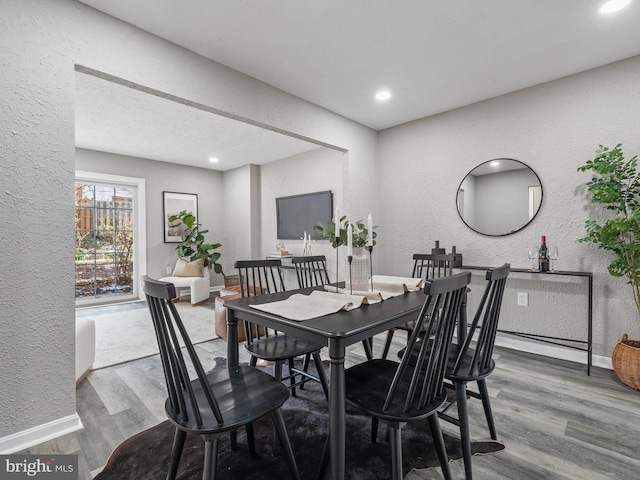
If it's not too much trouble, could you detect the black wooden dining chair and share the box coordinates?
[291,255,331,288]
[142,276,300,480]
[319,272,471,480]
[381,253,460,359]
[235,259,329,399]
[438,263,510,480]
[291,255,374,361]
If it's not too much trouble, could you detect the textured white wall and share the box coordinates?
[1,0,377,443]
[0,3,77,437]
[222,166,253,274]
[260,147,345,284]
[75,149,225,285]
[376,55,640,359]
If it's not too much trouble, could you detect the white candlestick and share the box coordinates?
[347,225,353,256]
[367,213,373,246]
[334,207,340,241]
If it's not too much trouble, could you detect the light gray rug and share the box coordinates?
[87,302,217,369]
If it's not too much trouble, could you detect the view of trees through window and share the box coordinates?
[75,183,135,303]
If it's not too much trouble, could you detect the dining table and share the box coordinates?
[223,285,427,480]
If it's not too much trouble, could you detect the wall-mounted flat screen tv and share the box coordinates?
[276,190,333,240]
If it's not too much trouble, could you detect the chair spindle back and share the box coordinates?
[384,272,471,414]
[143,276,223,427]
[236,259,285,298]
[292,255,331,288]
[452,264,510,377]
[235,260,287,345]
[412,253,455,280]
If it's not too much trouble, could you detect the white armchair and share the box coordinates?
[159,258,211,306]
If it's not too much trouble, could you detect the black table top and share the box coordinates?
[224,287,426,344]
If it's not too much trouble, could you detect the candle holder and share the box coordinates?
[347,255,353,295]
[335,244,339,287]
[368,245,374,291]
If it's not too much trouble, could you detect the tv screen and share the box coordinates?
[276,191,333,240]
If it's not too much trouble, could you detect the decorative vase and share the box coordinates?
[612,333,640,391]
[345,247,370,293]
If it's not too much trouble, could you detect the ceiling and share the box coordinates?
[76,0,640,170]
[75,71,323,171]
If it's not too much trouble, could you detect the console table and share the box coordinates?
[461,266,593,375]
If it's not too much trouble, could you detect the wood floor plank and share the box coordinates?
[16,320,640,480]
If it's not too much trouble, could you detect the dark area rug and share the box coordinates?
[95,359,504,480]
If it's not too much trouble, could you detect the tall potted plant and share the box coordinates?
[168,210,224,275]
[577,144,640,389]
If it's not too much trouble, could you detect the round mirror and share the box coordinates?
[456,158,542,236]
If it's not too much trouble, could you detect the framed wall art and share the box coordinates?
[163,191,198,243]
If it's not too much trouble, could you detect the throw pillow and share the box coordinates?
[172,257,204,277]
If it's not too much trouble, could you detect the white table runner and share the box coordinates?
[249,290,369,321]
[325,275,423,300]
[249,275,424,321]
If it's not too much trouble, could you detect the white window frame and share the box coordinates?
[75,171,147,304]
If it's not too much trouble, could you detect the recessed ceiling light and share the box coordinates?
[600,0,631,14]
[209,157,219,163]
[491,161,500,167]
[375,91,391,101]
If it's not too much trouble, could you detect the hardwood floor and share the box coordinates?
[21,329,640,480]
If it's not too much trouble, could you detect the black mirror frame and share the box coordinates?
[456,158,543,237]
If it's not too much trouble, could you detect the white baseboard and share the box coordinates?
[495,334,612,371]
[0,414,82,454]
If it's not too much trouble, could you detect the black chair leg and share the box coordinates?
[427,414,452,480]
[362,337,373,360]
[202,437,219,480]
[382,329,395,359]
[271,409,301,480]
[388,424,403,480]
[455,381,473,480]
[317,433,330,480]
[273,361,284,456]
[288,357,297,397]
[234,355,258,452]
[300,353,311,390]
[230,430,237,451]
[477,379,497,440]
[371,417,379,444]
[167,428,186,480]
[246,422,256,455]
[312,351,329,400]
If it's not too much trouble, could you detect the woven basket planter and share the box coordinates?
[612,334,640,391]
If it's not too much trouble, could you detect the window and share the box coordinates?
[75,172,146,306]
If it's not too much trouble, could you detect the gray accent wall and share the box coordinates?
[376,54,640,361]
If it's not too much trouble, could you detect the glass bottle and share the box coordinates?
[539,236,549,272]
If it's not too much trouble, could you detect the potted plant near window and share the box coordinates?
[577,144,640,390]
[168,210,224,275]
